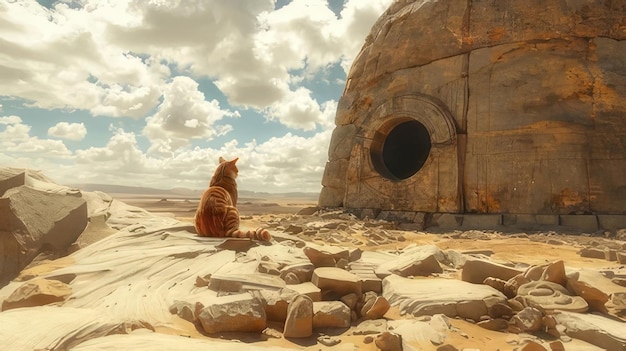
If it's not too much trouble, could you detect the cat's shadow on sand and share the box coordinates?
[215,238,273,252]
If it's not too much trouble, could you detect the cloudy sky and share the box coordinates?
[0,0,391,193]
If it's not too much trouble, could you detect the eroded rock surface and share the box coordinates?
[1,169,87,286]
[319,0,626,233]
[0,170,625,350]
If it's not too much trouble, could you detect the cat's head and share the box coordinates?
[216,156,239,179]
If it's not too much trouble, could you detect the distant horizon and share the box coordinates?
[67,181,321,198]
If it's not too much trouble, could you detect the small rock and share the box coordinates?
[168,301,195,323]
[604,248,618,261]
[283,295,313,338]
[281,272,300,285]
[297,206,319,215]
[483,277,507,293]
[340,293,359,310]
[363,335,374,344]
[312,301,351,329]
[311,267,362,298]
[444,250,466,269]
[279,262,314,284]
[476,318,508,331]
[548,340,565,351]
[262,327,282,338]
[375,244,443,278]
[198,295,266,334]
[455,299,487,322]
[611,292,626,308]
[579,247,606,259]
[542,315,557,329]
[504,274,531,298]
[461,258,523,284]
[285,224,304,234]
[352,319,388,335]
[521,341,547,351]
[303,245,349,268]
[258,261,281,275]
[336,258,349,269]
[317,335,341,346]
[362,296,391,320]
[375,331,402,351]
[546,239,565,245]
[510,307,543,333]
[256,289,298,322]
[2,279,71,311]
[566,278,608,313]
[436,345,458,351]
[612,277,626,286]
[195,274,211,287]
[524,264,548,281]
[488,302,513,319]
[540,260,567,286]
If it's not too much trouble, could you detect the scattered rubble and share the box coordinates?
[0,169,625,350]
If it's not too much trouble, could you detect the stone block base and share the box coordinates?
[344,209,626,233]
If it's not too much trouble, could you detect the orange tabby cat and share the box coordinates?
[195,157,271,241]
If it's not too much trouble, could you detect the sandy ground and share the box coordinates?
[113,193,317,220]
[105,193,623,351]
[118,193,613,271]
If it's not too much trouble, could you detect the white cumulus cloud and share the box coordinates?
[0,0,393,193]
[143,76,239,156]
[0,118,72,158]
[48,122,87,141]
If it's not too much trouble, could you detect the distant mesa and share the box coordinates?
[319,0,626,231]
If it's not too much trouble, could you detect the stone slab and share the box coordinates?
[285,282,321,302]
[382,275,507,318]
[502,214,560,228]
[430,213,463,228]
[597,215,626,231]
[461,214,503,229]
[559,215,599,232]
[554,311,626,351]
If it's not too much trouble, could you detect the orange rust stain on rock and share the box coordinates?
[488,27,507,41]
[476,190,501,213]
[546,188,586,212]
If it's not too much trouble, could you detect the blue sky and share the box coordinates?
[0,0,391,193]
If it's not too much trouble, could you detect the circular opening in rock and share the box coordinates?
[370,119,431,180]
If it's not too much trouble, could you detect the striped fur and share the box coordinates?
[195,157,271,241]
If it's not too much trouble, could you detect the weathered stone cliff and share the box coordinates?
[319,0,626,228]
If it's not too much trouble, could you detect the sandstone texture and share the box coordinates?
[0,168,87,286]
[0,170,625,351]
[319,0,626,231]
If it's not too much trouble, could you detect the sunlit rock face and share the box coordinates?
[320,0,626,217]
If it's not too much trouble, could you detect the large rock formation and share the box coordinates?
[319,0,626,230]
[0,169,87,286]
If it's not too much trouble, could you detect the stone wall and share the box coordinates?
[319,0,626,221]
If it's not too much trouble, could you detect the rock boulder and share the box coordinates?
[1,169,87,287]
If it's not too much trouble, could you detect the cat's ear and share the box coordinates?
[231,157,239,164]
[219,156,226,163]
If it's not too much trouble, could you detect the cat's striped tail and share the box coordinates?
[231,227,271,241]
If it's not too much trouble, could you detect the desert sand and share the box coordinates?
[1,175,625,351]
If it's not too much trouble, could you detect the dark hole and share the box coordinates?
[377,120,431,180]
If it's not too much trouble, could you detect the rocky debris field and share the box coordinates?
[1,168,625,351]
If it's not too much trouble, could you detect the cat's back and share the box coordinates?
[199,185,233,208]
